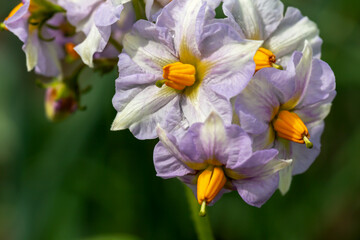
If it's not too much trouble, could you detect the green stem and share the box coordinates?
[131,0,146,20]
[0,22,6,31]
[184,185,215,240]
[108,36,123,53]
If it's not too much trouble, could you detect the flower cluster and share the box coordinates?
[3,0,336,215]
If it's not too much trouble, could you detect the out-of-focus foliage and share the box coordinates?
[0,0,359,239]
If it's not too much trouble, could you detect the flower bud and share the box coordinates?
[45,81,77,122]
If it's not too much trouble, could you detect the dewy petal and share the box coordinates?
[122,20,178,74]
[154,126,195,178]
[223,0,284,40]
[263,7,321,61]
[157,0,221,58]
[111,85,179,139]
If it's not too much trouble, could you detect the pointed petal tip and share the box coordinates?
[110,113,127,131]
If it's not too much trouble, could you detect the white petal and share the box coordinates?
[181,85,232,126]
[203,39,263,98]
[74,23,103,67]
[24,32,38,72]
[111,86,178,136]
[223,0,284,40]
[122,21,178,74]
[157,0,220,57]
[264,7,320,60]
[157,125,185,161]
[198,112,227,159]
[281,41,313,110]
[278,161,293,195]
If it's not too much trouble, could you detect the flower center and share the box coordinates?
[197,165,226,216]
[156,62,196,91]
[273,110,313,148]
[253,47,283,72]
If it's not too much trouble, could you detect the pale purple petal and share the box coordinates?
[296,58,336,108]
[153,127,195,178]
[122,20,178,74]
[4,0,30,43]
[111,86,180,139]
[235,72,281,135]
[181,85,232,126]
[230,149,279,174]
[223,0,284,40]
[200,22,262,98]
[157,0,220,58]
[179,112,229,165]
[234,173,279,207]
[263,7,321,61]
[295,102,332,125]
[291,121,324,175]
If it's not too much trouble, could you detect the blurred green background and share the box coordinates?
[1,0,360,239]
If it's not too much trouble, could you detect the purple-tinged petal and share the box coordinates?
[296,58,336,108]
[269,42,313,110]
[200,21,262,98]
[263,7,321,61]
[157,0,220,58]
[153,127,195,178]
[234,173,279,207]
[122,20,178,74]
[111,86,180,139]
[230,149,280,174]
[4,0,30,43]
[181,85,232,127]
[235,71,281,135]
[179,112,229,166]
[291,121,324,175]
[223,0,284,40]
[295,103,332,125]
[224,125,253,168]
[57,0,101,27]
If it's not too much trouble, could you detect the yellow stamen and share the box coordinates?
[273,110,313,148]
[197,166,226,206]
[253,47,282,72]
[3,2,24,30]
[156,62,196,91]
[65,42,79,60]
